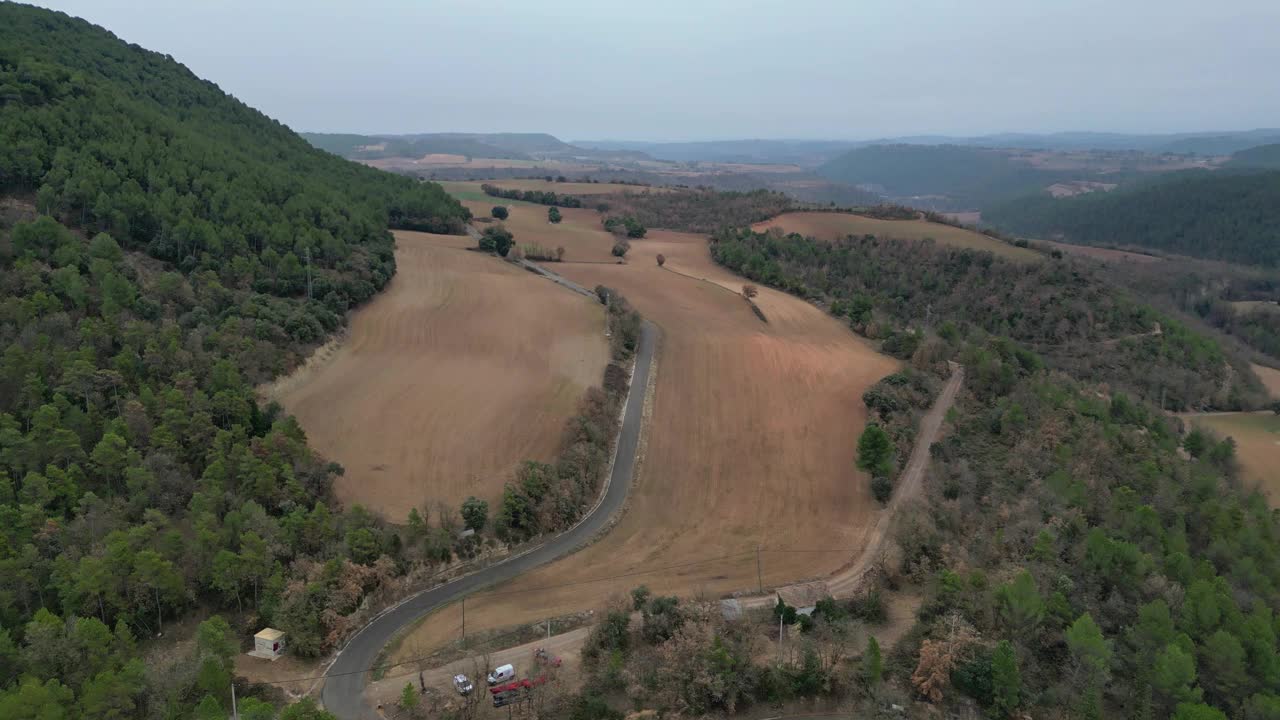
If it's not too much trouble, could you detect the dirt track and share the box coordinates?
[265,231,608,520]
[392,215,900,663]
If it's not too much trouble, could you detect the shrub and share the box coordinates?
[491,206,508,220]
[871,475,893,504]
[479,225,513,257]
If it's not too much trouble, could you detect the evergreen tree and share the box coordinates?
[990,640,1021,718]
[856,424,893,478]
[862,636,882,690]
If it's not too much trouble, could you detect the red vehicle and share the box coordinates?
[489,676,547,695]
[489,675,549,707]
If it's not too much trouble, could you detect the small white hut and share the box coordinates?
[250,628,286,660]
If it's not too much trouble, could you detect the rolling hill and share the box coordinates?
[985,170,1280,267]
[0,4,470,717]
[1228,143,1280,170]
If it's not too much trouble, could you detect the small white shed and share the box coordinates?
[250,628,286,660]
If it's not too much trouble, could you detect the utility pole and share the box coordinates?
[778,614,784,661]
[755,545,763,594]
[546,618,551,640]
[231,682,239,720]
[304,246,312,301]
[461,597,466,647]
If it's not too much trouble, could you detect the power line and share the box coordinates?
[249,550,756,686]
[249,546,872,686]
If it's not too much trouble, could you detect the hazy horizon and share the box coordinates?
[31,0,1280,142]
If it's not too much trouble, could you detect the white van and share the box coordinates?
[487,664,515,685]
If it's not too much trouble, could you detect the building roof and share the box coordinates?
[775,581,829,610]
[255,628,285,641]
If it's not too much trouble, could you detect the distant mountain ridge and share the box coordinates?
[302,131,650,162]
[578,128,1280,164]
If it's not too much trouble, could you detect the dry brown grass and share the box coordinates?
[752,211,1041,263]
[1252,363,1280,399]
[392,214,899,662]
[1184,411,1280,505]
[266,231,609,520]
[1040,239,1163,264]
[461,200,618,264]
[1234,301,1280,315]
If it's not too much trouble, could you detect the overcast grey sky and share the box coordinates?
[33,0,1280,141]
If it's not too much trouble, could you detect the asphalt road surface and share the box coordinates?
[321,318,658,720]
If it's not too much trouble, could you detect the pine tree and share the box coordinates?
[862,636,883,690]
[856,424,893,478]
[990,640,1021,718]
[400,682,419,711]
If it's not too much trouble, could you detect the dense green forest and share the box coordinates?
[711,229,1265,411]
[985,170,1280,267]
[0,4,472,718]
[1228,143,1280,170]
[817,144,1080,209]
[1095,257,1280,367]
[709,230,1280,719]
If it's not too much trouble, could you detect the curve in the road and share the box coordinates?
[321,318,658,720]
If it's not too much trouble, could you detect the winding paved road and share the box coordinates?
[320,312,657,720]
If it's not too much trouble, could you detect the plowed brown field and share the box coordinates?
[265,231,609,521]
[392,215,899,660]
[464,200,618,264]
[753,211,1041,262]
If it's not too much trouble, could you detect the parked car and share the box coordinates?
[486,663,515,685]
[452,674,473,696]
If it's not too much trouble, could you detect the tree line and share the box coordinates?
[480,183,584,208]
[493,286,641,543]
[597,188,796,234]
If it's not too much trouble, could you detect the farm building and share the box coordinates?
[249,628,286,660]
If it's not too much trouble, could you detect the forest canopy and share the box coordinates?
[0,5,470,718]
[985,170,1280,267]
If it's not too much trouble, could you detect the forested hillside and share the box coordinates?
[0,4,470,717]
[985,170,1280,267]
[712,229,1264,411]
[711,230,1280,719]
[1228,143,1280,169]
[817,144,1075,209]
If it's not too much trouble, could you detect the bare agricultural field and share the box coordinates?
[752,211,1041,262]
[1039,239,1163,264]
[265,231,609,521]
[1183,412,1280,505]
[1251,363,1280,400]
[1233,301,1280,315]
[392,214,900,663]
[460,199,619,263]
